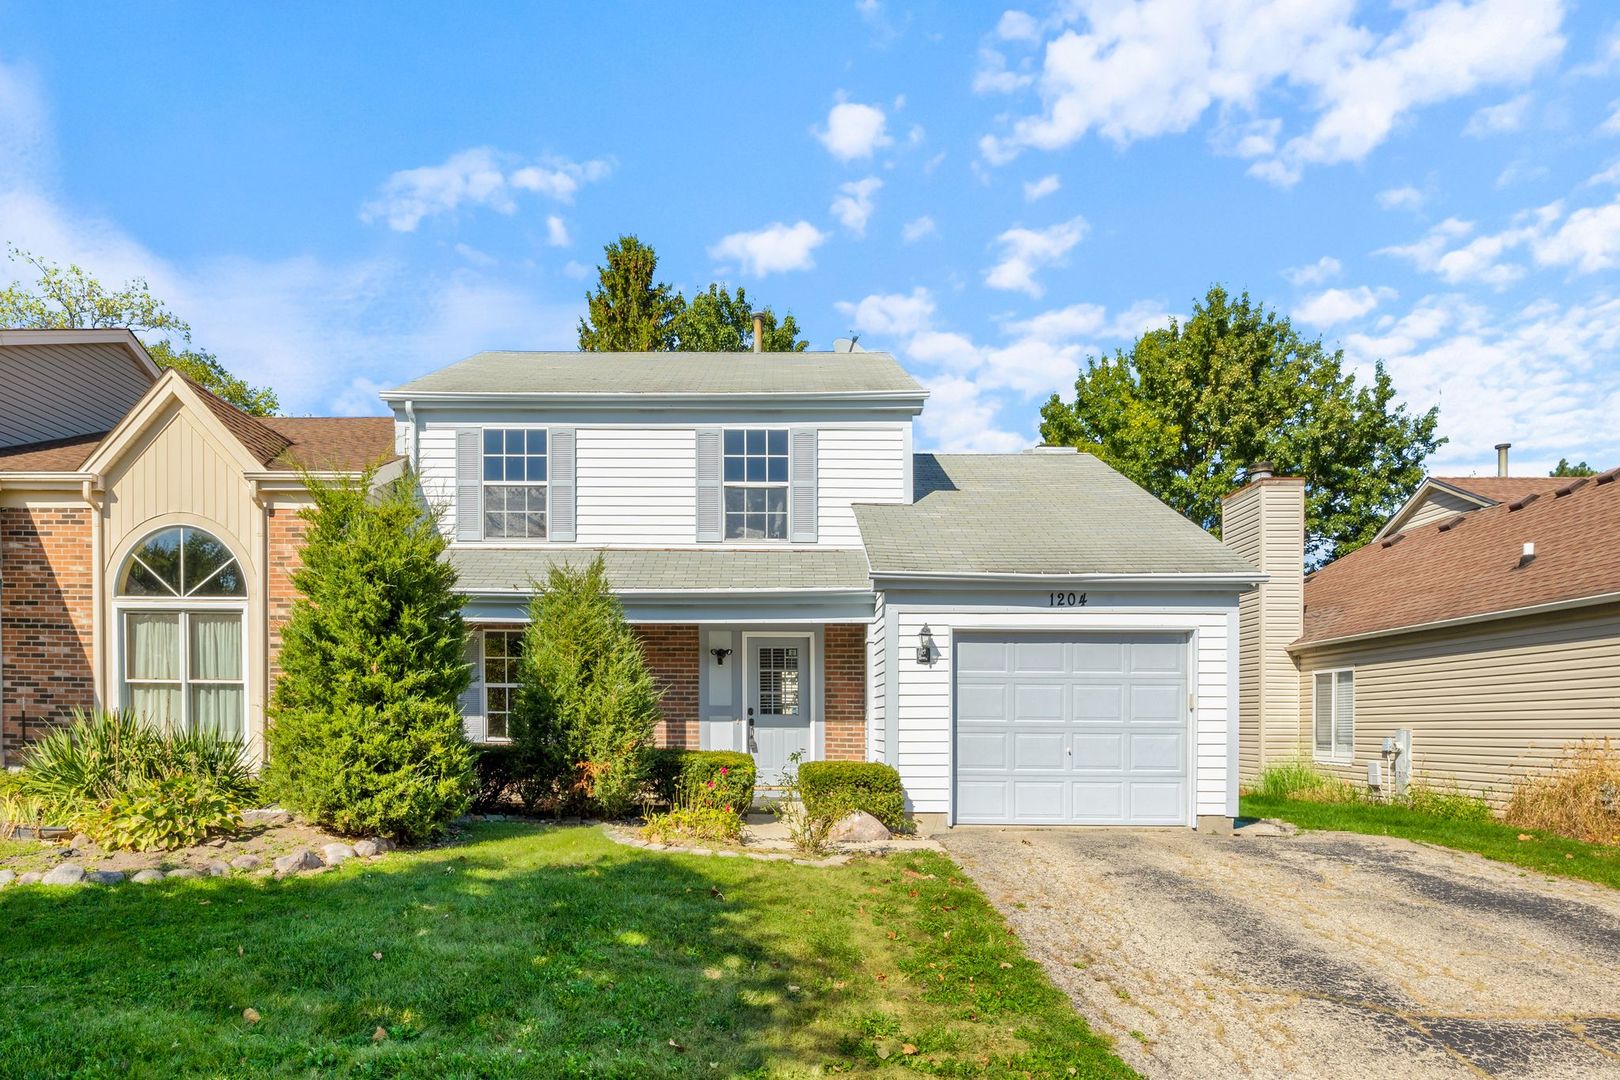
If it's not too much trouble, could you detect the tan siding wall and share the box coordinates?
[1400,488,1482,531]
[1295,604,1620,805]
[1224,487,1263,780]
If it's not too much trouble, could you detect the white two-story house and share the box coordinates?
[383,349,1261,830]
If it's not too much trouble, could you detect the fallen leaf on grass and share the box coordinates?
[372,951,383,961]
[1518,833,1534,841]
[999,961,1013,969]
[242,1008,260,1024]
[372,1027,387,1044]
[902,1044,917,1055]
[668,1038,686,1052]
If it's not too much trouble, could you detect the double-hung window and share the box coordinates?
[483,428,547,540]
[1313,669,1354,762]
[482,629,522,742]
[723,428,788,540]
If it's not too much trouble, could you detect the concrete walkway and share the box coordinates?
[940,827,1620,1079]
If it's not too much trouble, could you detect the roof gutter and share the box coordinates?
[377,389,929,408]
[0,471,100,492]
[867,570,1267,589]
[461,586,875,601]
[1290,589,1620,653]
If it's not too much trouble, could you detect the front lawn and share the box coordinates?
[1243,795,1620,890]
[0,824,1132,1078]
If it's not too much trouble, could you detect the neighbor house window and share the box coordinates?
[117,526,247,740]
[723,428,788,540]
[1313,669,1354,762]
[483,428,547,539]
[482,629,523,741]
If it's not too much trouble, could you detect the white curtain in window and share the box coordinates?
[190,613,242,680]
[127,612,180,680]
[1334,671,1355,758]
[1313,672,1333,754]
[191,685,244,740]
[129,685,182,733]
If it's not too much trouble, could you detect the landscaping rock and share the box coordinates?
[41,863,86,886]
[352,839,381,858]
[166,868,201,880]
[230,854,263,871]
[320,842,356,867]
[69,832,94,850]
[370,836,395,852]
[18,871,42,885]
[273,848,320,874]
[0,869,15,888]
[829,810,891,843]
[131,869,165,884]
[87,870,125,885]
[242,808,291,827]
[203,860,232,877]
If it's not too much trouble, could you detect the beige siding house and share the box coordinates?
[1223,462,1620,805]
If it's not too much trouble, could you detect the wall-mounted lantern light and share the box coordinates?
[916,624,935,665]
[709,647,733,666]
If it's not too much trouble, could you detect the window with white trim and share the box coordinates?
[1313,669,1354,761]
[723,428,788,540]
[483,428,547,539]
[482,629,522,742]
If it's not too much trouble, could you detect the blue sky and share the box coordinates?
[3,1,1618,473]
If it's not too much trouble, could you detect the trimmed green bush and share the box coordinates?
[647,749,754,815]
[798,761,908,832]
[471,744,522,812]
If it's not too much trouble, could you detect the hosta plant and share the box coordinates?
[85,774,242,852]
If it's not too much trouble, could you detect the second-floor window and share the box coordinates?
[483,428,547,540]
[724,428,788,540]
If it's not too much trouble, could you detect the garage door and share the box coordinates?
[954,633,1189,825]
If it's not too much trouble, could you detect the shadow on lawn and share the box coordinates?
[0,824,863,1078]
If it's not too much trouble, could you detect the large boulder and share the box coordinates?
[242,808,292,827]
[352,839,382,858]
[230,854,263,871]
[828,810,892,844]
[17,871,42,885]
[41,863,86,886]
[273,848,321,874]
[130,869,165,884]
[319,843,356,867]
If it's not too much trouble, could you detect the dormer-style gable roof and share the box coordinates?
[1377,474,1568,539]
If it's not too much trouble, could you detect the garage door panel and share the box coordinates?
[955,633,1189,826]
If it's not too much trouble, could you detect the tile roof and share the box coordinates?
[1300,469,1620,646]
[387,350,925,398]
[448,546,873,593]
[855,452,1259,578]
[0,431,106,472]
[1428,475,1568,503]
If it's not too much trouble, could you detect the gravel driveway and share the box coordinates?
[940,828,1620,1079]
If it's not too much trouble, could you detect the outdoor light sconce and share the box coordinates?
[916,625,935,665]
[709,647,733,666]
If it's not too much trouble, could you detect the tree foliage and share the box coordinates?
[264,470,474,840]
[510,557,661,818]
[0,245,280,415]
[1039,285,1443,563]
[577,235,807,352]
[1550,458,1596,477]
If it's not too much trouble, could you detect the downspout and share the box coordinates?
[0,478,6,767]
[84,477,105,711]
[250,477,270,769]
[403,399,419,471]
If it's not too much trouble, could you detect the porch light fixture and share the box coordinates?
[709,647,733,666]
[916,625,935,665]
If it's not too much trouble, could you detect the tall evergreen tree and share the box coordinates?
[577,234,682,351]
[264,470,474,840]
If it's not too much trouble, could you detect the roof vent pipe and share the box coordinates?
[1519,541,1536,567]
[752,312,765,353]
[1496,442,1511,477]
[1249,460,1273,481]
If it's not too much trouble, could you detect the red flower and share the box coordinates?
[706,779,715,789]
[719,766,729,776]
[724,805,734,814]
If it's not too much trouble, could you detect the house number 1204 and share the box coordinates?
[1048,591,1087,607]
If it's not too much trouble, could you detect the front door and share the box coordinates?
[747,636,812,786]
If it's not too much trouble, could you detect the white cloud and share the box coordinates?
[901,215,937,243]
[1464,93,1532,136]
[1602,100,1620,135]
[1006,302,1106,341]
[707,221,828,276]
[830,176,883,236]
[1495,158,1550,189]
[917,375,1029,452]
[454,243,495,267]
[1381,193,1620,286]
[997,9,1042,43]
[979,0,1565,185]
[359,147,611,231]
[545,215,570,247]
[1532,199,1620,273]
[813,100,892,161]
[1293,285,1397,327]
[835,287,936,337]
[973,47,1036,94]
[562,260,591,280]
[0,57,49,188]
[1282,255,1342,287]
[984,216,1087,297]
[1023,173,1061,201]
[1377,185,1427,211]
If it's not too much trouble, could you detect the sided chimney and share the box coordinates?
[752,312,765,353]
[1496,442,1511,477]
[1220,464,1305,784]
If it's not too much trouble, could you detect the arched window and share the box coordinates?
[117,527,247,740]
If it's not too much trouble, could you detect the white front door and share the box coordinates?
[747,636,812,786]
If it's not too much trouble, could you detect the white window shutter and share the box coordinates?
[549,428,576,542]
[695,428,722,542]
[1313,672,1333,755]
[459,632,485,742]
[455,428,483,541]
[1334,671,1355,758]
[789,427,818,543]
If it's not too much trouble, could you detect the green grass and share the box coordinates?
[1243,795,1620,890]
[0,824,1132,1078]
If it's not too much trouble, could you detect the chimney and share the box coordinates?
[1221,467,1306,785]
[752,312,765,353]
[1496,442,1511,477]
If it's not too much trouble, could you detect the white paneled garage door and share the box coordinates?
[954,633,1190,825]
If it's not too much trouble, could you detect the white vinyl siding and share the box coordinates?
[577,428,698,544]
[1313,669,1354,763]
[868,593,887,761]
[818,427,906,546]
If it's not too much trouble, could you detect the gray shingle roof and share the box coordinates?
[387,351,924,398]
[855,453,1260,578]
[448,546,873,593]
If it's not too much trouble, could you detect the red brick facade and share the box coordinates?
[822,623,867,760]
[1,506,96,759]
[265,505,311,689]
[634,624,701,748]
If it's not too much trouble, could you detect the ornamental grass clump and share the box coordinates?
[1506,739,1620,844]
